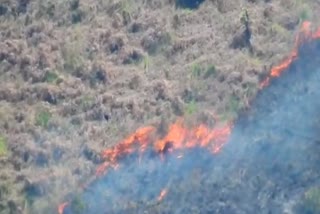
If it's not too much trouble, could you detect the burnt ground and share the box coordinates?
[0,0,320,213]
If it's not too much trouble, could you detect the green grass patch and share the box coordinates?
[62,42,85,72]
[61,28,86,73]
[271,23,289,36]
[79,95,95,111]
[184,99,197,115]
[70,195,86,214]
[44,71,59,83]
[244,82,257,98]
[190,63,217,79]
[224,95,242,120]
[190,63,202,79]
[35,111,52,128]
[228,95,241,112]
[143,55,150,72]
[299,4,312,21]
[204,64,217,79]
[0,136,8,156]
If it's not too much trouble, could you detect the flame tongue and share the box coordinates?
[260,21,320,89]
[157,188,168,202]
[58,202,68,214]
[96,119,232,176]
[155,120,232,154]
[96,126,155,176]
[101,126,155,161]
[313,28,320,39]
[155,119,186,153]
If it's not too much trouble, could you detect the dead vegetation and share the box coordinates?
[0,0,320,213]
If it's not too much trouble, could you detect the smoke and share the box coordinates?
[61,40,320,213]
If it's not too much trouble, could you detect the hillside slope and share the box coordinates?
[0,0,319,213]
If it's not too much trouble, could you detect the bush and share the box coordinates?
[35,111,52,128]
[44,71,59,83]
[204,64,217,79]
[223,95,241,120]
[0,5,8,16]
[191,63,202,79]
[70,195,86,214]
[299,4,312,21]
[71,9,85,24]
[62,41,85,73]
[184,99,197,115]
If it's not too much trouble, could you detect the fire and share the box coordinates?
[95,119,232,176]
[58,202,68,214]
[157,188,168,202]
[313,28,320,39]
[259,21,320,89]
[154,121,232,154]
[96,126,155,176]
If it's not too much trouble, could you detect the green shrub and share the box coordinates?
[143,55,150,72]
[62,41,84,73]
[71,9,85,24]
[0,182,10,201]
[79,96,95,111]
[0,136,7,156]
[299,4,312,21]
[204,64,217,78]
[184,99,197,115]
[191,63,202,79]
[35,111,52,128]
[44,71,59,83]
[69,0,80,11]
[271,23,288,37]
[224,95,242,120]
[71,195,86,214]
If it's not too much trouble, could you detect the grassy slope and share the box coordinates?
[0,0,319,213]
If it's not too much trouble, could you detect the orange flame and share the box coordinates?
[260,21,320,89]
[313,28,320,39]
[96,119,232,176]
[154,120,232,153]
[96,126,155,176]
[58,202,68,214]
[157,188,168,202]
